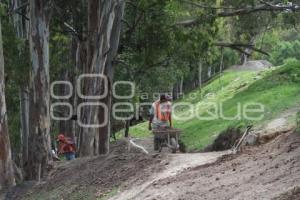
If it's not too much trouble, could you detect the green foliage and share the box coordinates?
[116,0,219,100]
[49,32,72,79]
[270,40,300,66]
[222,1,272,45]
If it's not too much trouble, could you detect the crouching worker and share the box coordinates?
[57,134,76,161]
[149,94,172,150]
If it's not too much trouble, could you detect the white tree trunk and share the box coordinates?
[179,77,183,96]
[79,0,125,156]
[198,60,202,89]
[25,0,52,181]
[19,86,29,167]
[12,0,30,170]
[219,47,224,85]
[0,19,15,191]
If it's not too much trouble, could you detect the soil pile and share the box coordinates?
[5,147,165,200]
[126,130,300,200]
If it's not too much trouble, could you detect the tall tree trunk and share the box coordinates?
[75,38,86,152]
[172,82,179,100]
[241,37,256,65]
[25,0,52,181]
[0,19,15,191]
[12,0,28,39]
[219,47,224,85]
[198,60,202,89]
[12,0,30,171]
[79,0,125,156]
[99,0,125,154]
[68,37,82,144]
[179,77,183,96]
[19,86,29,168]
[124,119,130,138]
[58,70,74,138]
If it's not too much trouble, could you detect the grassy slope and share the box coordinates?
[122,60,300,151]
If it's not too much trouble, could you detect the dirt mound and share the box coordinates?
[230,60,273,71]
[125,130,300,200]
[6,151,165,200]
[204,127,242,152]
[5,127,300,200]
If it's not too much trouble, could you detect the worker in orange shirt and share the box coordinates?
[57,134,76,161]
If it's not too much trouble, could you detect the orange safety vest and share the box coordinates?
[156,101,171,121]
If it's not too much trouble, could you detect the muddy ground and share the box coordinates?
[113,131,300,200]
[4,140,166,200]
[3,128,300,200]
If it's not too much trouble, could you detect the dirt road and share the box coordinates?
[110,151,230,200]
[111,131,300,200]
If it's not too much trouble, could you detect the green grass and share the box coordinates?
[121,60,300,151]
[97,187,119,200]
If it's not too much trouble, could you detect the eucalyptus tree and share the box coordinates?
[78,0,125,156]
[25,0,52,181]
[0,18,15,191]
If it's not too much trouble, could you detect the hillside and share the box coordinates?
[127,59,300,151]
[5,60,300,200]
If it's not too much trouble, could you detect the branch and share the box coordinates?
[8,1,29,20]
[217,3,300,17]
[63,22,79,36]
[122,19,132,28]
[14,10,29,20]
[177,1,300,26]
[10,2,29,13]
[250,46,270,56]
[231,46,251,56]
[214,42,270,56]
[258,0,276,7]
[179,0,235,10]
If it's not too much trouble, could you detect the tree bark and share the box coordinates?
[12,0,30,170]
[0,19,15,191]
[198,60,202,89]
[79,0,125,156]
[25,0,52,181]
[19,86,29,168]
[58,70,74,139]
[172,82,179,100]
[12,0,28,39]
[179,77,183,97]
[75,38,86,152]
[124,119,130,138]
[219,47,224,85]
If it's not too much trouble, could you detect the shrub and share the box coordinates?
[270,40,300,66]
